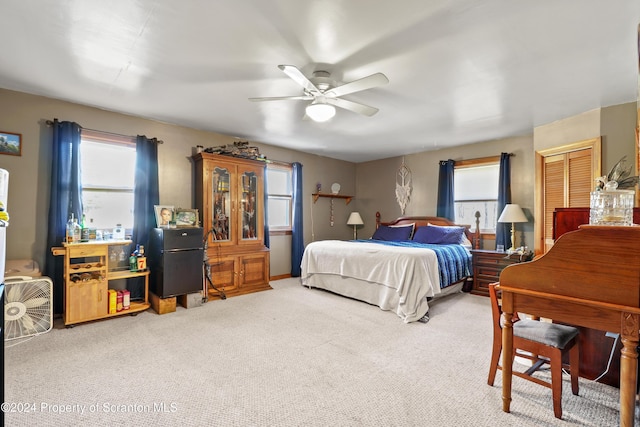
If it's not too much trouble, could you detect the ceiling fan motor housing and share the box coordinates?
[310,70,335,93]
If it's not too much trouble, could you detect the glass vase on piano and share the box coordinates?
[589,180,634,226]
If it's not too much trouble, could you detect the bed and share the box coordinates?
[300,213,480,323]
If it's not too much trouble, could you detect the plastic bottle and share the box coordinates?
[129,253,137,271]
[113,224,125,240]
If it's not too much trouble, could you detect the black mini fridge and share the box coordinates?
[148,227,204,298]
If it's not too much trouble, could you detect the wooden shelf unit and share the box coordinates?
[53,240,150,326]
[312,193,353,204]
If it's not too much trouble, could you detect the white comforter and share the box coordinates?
[300,240,441,322]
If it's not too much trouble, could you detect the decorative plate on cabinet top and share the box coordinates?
[331,183,341,194]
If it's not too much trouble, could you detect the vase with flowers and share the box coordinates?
[590,156,638,225]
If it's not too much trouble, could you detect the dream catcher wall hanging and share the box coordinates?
[395,158,412,214]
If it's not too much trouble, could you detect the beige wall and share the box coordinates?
[533,109,601,153]
[355,135,535,249]
[533,104,636,173]
[0,88,355,277]
[600,103,637,170]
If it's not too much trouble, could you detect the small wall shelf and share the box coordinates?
[312,193,353,205]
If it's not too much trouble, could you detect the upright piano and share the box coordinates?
[498,225,640,427]
[554,207,640,386]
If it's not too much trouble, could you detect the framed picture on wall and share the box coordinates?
[175,208,199,227]
[154,205,175,228]
[0,131,21,156]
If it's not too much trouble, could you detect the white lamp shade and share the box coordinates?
[306,102,336,122]
[497,204,528,223]
[347,212,364,225]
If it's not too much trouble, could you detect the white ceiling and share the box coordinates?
[1,1,639,163]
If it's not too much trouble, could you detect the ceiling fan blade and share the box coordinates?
[325,97,379,117]
[325,72,389,98]
[249,95,313,102]
[278,65,321,95]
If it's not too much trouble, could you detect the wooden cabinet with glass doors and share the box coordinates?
[193,153,270,299]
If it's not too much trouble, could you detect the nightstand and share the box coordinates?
[470,249,531,296]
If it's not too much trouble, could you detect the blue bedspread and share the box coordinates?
[353,240,472,289]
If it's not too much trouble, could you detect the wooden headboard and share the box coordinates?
[375,211,481,249]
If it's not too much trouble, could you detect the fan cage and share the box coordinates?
[4,277,53,340]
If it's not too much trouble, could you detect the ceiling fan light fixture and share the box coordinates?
[306,102,336,122]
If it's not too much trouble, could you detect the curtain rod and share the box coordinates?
[45,120,163,144]
[264,159,292,167]
[444,153,515,166]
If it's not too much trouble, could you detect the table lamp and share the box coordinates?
[497,204,527,251]
[347,212,364,240]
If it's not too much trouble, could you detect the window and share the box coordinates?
[454,160,500,233]
[80,130,136,231]
[266,163,293,232]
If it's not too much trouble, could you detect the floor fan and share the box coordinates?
[4,276,53,340]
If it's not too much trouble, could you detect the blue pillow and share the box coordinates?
[371,224,414,241]
[413,225,465,244]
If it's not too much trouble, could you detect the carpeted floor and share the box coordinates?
[3,278,630,426]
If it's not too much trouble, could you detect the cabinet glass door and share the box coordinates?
[211,166,231,241]
[241,171,258,241]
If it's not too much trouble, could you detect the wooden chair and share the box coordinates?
[487,283,580,419]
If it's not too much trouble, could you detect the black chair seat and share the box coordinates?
[514,319,579,349]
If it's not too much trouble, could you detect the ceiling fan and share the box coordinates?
[249,65,389,122]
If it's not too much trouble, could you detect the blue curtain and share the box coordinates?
[263,165,270,248]
[45,120,83,314]
[496,152,512,249]
[291,162,304,277]
[129,135,160,300]
[436,159,455,220]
